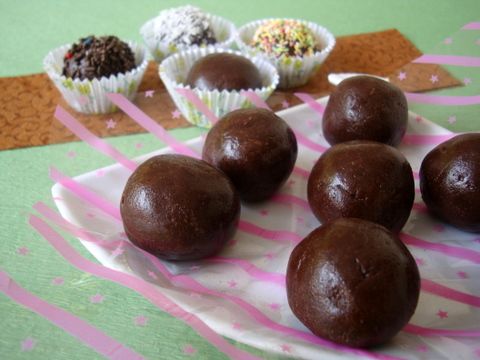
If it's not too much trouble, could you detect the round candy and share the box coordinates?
[307,141,414,232]
[420,133,480,232]
[202,108,298,202]
[287,218,420,348]
[62,35,136,80]
[120,154,240,260]
[251,19,318,58]
[322,76,408,146]
[185,53,263,91]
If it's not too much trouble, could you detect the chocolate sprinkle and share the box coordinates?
[62,35,136,80]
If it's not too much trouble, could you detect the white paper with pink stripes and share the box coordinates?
[52,98,480,360]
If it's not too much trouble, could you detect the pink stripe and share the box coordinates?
[33,213,396,360]
[29,215,260,360]
[293,166,310,179]
[54,106,137,171]
[0,269,143,360]
[405,93,480,106]
[106,93,199,158]
[401,233,480,264]
[294,130,329,153]
[404,324,480,338]
[176,89,218,124]
[414,54,480,67]
[412,202,428,213]
[294,93,326,116]
[271,193,310,211]
[462,22,480,30]
[403,133,456,146]
[49,167,122,222]
[412,170,420,180]
[421,279,480,308]
[240,91,270,110]
[238,220,302,244]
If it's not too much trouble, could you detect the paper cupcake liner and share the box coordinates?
[43,41,148,114]
[140,12,237,63]
[159,46,279,128]
[236,18,335,89]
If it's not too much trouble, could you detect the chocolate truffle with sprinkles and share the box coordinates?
[251,20,318,58]
[62,35,136,80]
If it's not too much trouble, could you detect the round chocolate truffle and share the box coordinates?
[420,133,480,232]
[307,141,414,232]
[185,53,263,91]
[287,218,420,348]
[63,35,136,80]
[202,108,298,202]
[120,154,240,261]
[322,76,408,146]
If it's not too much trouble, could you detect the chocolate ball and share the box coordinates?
[185,53,263,91]
[63,35,136,80]
[286,218,420,348]
[202,108,298,202]
[323,76,408,146]
[307,141,414,232]
[420,133,480,232]
[120,154,240,260]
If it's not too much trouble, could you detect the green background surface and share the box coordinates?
[1,1,479,359]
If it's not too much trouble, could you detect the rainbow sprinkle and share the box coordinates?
[251,20,318,58]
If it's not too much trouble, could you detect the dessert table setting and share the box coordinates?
[1,1,480,359]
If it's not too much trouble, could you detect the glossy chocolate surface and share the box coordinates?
[286,218,420,348]
[420,133,480,232]
[202,108,298,202]
[120,154,240,260]
[323,76,408,146]
[307,141,414,232]
[185,53,263,91]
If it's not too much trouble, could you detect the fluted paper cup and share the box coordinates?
[141,12,236,63]
[159,46,279,128]
[237,18,335,89]
[43,41,148,114]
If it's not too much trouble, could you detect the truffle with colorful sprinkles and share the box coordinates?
[62,35,136,80]
[251,19,318,58]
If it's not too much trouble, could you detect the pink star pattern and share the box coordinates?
[464,78,472,85]
[51,277,64,285]
[397,71,407,81]
[430,74,439,84]
[287,179,296,187]
[306,119,315,128]
[106,119,117,129]
[444,37,453,45]
[260,209,269,216]
[415,257,426,266]
[189,265,201,271]
[21,337,37,351]
[416,344,428,352]
[296,216,304,224]
[227,280,237,288]
[90,293,105,304]
[415,115,422,123]
[111,246,125,257]
[86,212,95,218]
[269,302,281,311]
[281,100,290,109]
[147,271,158,280]
[436,309,448,319]
[96,169,105,177]
[232,322,242,330]
[264,252,275,261]
[433,223,445,232]
[448,115,457,124]
[280,344,292,353]
[135,142,143,149]
[17,246,29,255]
[134,315,148,326]
[183,344,197,355]
[66,150,76,158]
[144,90,155,98]
[457,271,468,279]
[172,109,181,119]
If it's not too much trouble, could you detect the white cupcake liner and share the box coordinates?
[43,41,148,114]
[140,12,237,63]
[236,18,335,89]
[159,46,279,128]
